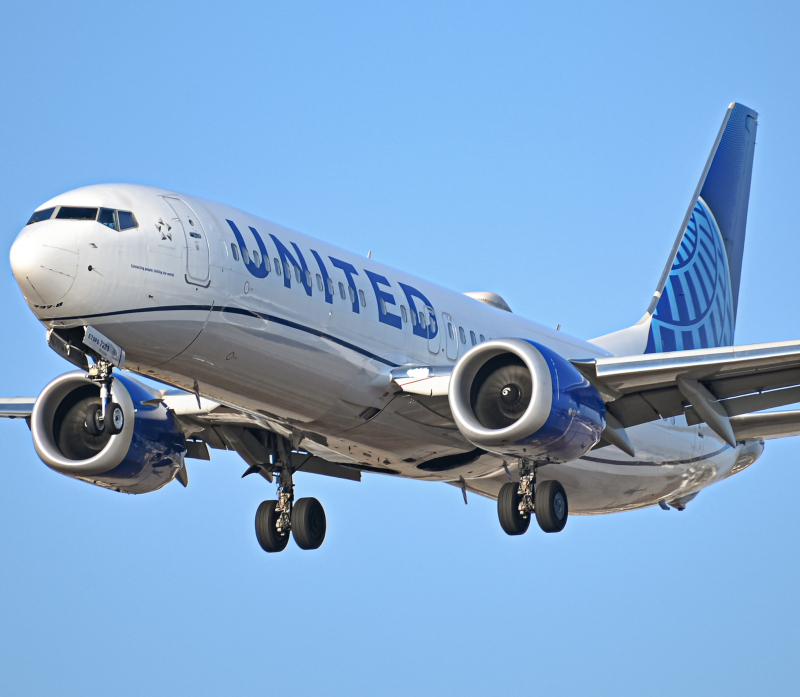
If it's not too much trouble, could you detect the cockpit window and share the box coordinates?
[117,211,138,230]
[56,207,98,220]
[26,207,56,225]
[98,208,117,230]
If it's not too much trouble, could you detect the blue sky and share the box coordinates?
[2,1,799,694]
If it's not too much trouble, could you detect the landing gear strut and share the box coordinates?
[250,437,327,553]
[497,460,568,535]
[85,358,124,436]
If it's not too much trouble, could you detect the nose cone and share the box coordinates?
[10,225,79,308]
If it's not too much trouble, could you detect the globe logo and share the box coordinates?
[647,197,734,352]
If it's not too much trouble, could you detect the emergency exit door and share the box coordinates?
[164,197,211,287]
[442,312,459,360]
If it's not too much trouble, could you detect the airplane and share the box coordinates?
[5,101,799,553]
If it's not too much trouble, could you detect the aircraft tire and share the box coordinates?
[535,480,568,533]
[106,403,124,436]
[85,404,104,436]
[291,497,326,550]
[255,500,289,552]
[497,482,530,535]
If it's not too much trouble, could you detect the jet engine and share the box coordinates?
[30,372,186,494]
[448,339,606,461]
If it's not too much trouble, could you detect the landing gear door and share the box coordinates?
[163,197,211,287]
[426,306,441,356]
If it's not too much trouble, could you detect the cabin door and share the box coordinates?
[164,197,211,287]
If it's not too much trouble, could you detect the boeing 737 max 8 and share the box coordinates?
[4,102,797,552]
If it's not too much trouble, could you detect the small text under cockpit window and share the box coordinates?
[26,208,56,225]
[56,207,98,221]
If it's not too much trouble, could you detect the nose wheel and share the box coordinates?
[497,461,568,535]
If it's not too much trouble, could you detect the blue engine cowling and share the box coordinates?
[31,372,186,494]
[448,339,605,462]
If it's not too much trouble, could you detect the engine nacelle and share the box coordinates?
[448,339,605,462]
[31,372,186,494]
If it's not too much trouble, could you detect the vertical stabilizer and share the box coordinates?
[591,103,758,356]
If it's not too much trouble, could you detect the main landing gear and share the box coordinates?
[497,460,568,535]
[249,442,327,553]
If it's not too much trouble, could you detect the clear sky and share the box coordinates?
[2,1,799,694]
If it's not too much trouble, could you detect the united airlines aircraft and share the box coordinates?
[5,102,796,553]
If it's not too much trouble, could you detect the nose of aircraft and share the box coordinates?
[10,225,79,308]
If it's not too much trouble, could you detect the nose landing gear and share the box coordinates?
[497,460,568,535]
[84,358,125,436]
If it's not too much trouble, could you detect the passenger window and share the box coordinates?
[293,266,300,283]
[117,211,138,230]
[98,208,117,230]
[401,305,408,323]
[348,286,356,304]
[459,326,466,344]
[470,330,477,346]
[252,250,261,266]
[419,312,427,328]
[410,308,418,325]
[231,243,240,261]
[326,278,334,295]
[338,282,346,300]
[56,206,98,220]
[479,334,486,343]
[306,270,312,287]
[316,274,324,291]
[426,308,437,333]
[283,261,291,277]
[241,246,250,264]
[26,207,55,225]
[265,256,271,272]
[275,258,282,275]
[380,298,387,315]
[359,289,366,307]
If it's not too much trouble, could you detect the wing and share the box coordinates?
[0,398,36,419]
[391,340,800,451]
[572,339,800,447]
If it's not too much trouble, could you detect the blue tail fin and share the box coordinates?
[645,102,758,353]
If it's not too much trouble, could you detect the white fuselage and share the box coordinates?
[11,184,763,513]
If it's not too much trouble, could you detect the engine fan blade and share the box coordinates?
[470,355,533,429]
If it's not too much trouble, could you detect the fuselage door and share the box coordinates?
[426,305,441,356]
[163,197,211,287]
[442,312,459,361]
